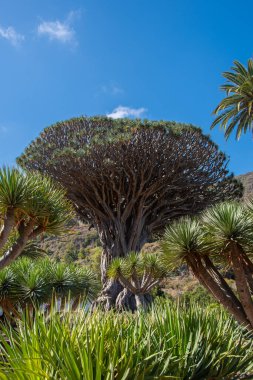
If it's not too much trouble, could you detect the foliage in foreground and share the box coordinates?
[0,302,252,379]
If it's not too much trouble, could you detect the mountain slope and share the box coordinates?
[237,172,253,200]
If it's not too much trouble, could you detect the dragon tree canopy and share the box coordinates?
[17,115,242,270]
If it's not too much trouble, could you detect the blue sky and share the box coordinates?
[1,0,253,175]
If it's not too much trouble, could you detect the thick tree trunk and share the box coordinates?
[115,288,136,311]
[231,244,253,327]
[93,225,149,311]
[135,294,148,310]
[187,254,251,329]
[92,279,123,310]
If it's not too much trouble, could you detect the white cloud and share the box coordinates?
[0,25,24,46]
[107,106,147,119]
[37,11,79,44]
[38,21,74,43]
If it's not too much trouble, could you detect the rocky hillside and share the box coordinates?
[237,172,253,200]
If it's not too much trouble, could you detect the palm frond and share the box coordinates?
[212,59,253,139]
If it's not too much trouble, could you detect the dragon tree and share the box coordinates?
[17,116,242,309]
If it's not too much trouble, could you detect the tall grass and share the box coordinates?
[0,302,252,379]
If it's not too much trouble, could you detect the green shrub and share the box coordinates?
[64,248,79,263]
[181,284,218,307]
[0,302,252,379]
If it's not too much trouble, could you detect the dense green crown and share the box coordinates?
[18,116,204,166]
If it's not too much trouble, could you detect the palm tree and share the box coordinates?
[211,59,253,139]
[0,167,73,269]
[161,212,252,329]
[108,252,165,310]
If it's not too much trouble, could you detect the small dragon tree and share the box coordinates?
[162,201,253,331]
[0,257,99,320]
[17,116,242,309]
[108,252,165,310]
[0,167,73,269]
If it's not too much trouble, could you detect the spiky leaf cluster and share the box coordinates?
[162,202,253,265]
[0,257,99,315]
[162,218,206,268]
[108,252,164,280]
[0,167,73,236]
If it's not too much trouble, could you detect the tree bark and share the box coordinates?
[135,294,148,310]
[187,254,251,329]
[0,207,15,250]
[243,266,253,295]
[92,279,123,310]
[0,220,35,269]
[115,288,136,311]
[203,256,243,310]
[230,243,253,327]
[94,223,149,310]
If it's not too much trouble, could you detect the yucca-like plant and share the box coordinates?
[211,59,253,139]
[48,261,99,307]
[162,201,253,330]
[11,258,52,309]
[108,252,165,310]
[162,216,250,328]
[0,302,252,379]
[202,202,253,329]
[0,167,73,269]
[0,267,20,319]
[0,257,99,319]
[161,218,205,268]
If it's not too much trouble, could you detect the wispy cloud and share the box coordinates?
[0,25,24,46]
[99,84,124,96]
[107,106,147,119]
[37,11,79,44]
[38,21,74,43]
